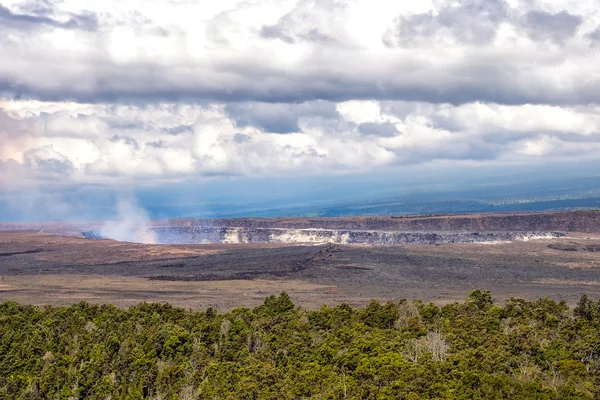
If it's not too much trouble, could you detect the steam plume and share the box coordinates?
[99,196,156,244]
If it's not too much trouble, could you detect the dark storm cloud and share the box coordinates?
[358,122,400,137]
[225,101,339,134]
[520,10,582,44]
[0,4,98,31]
[1,61,599,107]
[2,63,600,107]
[385,0,509,46]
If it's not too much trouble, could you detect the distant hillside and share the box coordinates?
[215,197,600,219]
[166,210,600,233]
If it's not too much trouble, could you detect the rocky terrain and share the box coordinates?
[2,210,600,309]
[2,230,600,309]
[78,209,600,245]
[163,209,600,232]
[118,226,563,245]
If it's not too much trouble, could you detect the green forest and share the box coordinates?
[1,290,599,399]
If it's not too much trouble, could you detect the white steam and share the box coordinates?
[99,197,157,244]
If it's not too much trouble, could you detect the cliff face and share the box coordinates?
[135,227,563,245]
[163,210,600,232]
[80,210,599,244]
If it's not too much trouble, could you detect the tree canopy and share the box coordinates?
[0,290,599,399]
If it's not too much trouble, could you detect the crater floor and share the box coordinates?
[1,229,600,309]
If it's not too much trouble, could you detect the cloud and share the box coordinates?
[146,139,166,148]
[0,3,98,31]
[1,0,600,199]
[358,122,400,137]
[520,10,582,44]
[161,124,194,135]
[18,0,54,16]
[225,101,338,134]
[110,134,139,149]
[2,99,600,186]
[385,1,584,47]
[259,0,347,45]
[585,26,600,45]
[385,0,509,46]
[233,133,251,143]
[23,145,74,176]
[0,0,598,106]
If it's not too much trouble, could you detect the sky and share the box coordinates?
[1,0,600,221]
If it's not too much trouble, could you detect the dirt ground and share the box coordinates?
[1,231,600,310]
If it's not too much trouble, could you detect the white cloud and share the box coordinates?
[1,98,600,185]
[1,0,600,188]
[1,0,600,104]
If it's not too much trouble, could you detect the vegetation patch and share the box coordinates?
[1,290,599,399]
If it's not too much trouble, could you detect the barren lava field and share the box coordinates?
[1,211,600,309]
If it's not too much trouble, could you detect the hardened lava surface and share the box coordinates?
[1,225,600,309]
